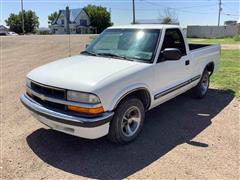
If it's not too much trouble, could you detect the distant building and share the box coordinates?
[224,20,237,26]
[0,25,9,35]
[135,19,179,25]
[50,8,96,34]
[187,24,240,38]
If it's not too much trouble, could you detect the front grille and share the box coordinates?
[32,95,66,111]
[31,94,97,118]
[31,81,66,100]
[28,81,100,118]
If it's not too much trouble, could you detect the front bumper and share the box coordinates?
[20,94,114,139]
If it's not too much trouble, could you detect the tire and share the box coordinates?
[108,97,145,144]
[191,69,209,99]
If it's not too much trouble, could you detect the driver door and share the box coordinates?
[152,28,190,107]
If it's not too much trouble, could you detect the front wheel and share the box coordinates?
[191,69,209,98]
[108,97,145,144]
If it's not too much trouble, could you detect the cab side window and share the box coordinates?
[161,29,186,56]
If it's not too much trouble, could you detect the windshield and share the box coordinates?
[83,28,161,63]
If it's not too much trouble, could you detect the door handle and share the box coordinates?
[185,60,190,66]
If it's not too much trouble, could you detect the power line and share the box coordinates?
[141,0,218,10]
[140,0,212,14]
[178,4,218,9]
[111,7,239,17]
[222,12,239,17]
[140,0,239,18]
[221,3,240,15]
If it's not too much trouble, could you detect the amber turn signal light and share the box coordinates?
[67,105,104,115]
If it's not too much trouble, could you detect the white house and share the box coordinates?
[0,25,9,35]
[50,8,96,34]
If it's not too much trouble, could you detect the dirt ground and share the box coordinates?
[1,35,239,179]
[221,44,240,50]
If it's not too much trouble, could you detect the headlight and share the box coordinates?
[67,91,100,104]
[26,78,31,88]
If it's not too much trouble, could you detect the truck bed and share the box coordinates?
[189,43,220,76]
[189,43,212,51]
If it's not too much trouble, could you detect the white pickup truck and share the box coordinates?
[20,25,220,144]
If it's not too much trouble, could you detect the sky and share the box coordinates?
[1,0,239,28]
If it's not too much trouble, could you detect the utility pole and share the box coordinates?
[218,0,222,26]
[66,6,70,34]
[109,8,112,22]
[21,0,25,34]
[66,6,71,57]
[132,0,136,24]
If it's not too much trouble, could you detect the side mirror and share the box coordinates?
[162,48,182,61]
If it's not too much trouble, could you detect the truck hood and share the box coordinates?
[27,55,146,92]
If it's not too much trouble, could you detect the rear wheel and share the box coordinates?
[108,97,145,144]
[191,69,209,98]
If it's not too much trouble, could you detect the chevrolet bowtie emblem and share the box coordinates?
[40,94,46,101]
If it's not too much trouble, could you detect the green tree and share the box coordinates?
[5,10,39,34]
[84,4,112,33]
[48,11,58,25]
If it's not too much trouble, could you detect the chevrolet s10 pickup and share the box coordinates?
[20,25,220,144]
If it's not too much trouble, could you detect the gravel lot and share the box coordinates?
[1,35,239,179]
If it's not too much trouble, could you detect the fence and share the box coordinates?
[187,25,240,38]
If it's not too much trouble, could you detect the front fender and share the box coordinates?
[106,83,152,111]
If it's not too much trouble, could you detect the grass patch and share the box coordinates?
[211,50,240,98]
[233,35,240,42]
[188,36,240,44]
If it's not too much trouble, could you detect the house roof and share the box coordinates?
[52,8,86,24]
[0,25,9,31]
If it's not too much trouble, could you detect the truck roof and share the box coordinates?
[108,24,180,30]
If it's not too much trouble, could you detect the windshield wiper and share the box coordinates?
[97,53,134,61]
[81,50,98,56]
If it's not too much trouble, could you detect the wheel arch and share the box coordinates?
[112,87,152,111]
[205,62,215,76]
